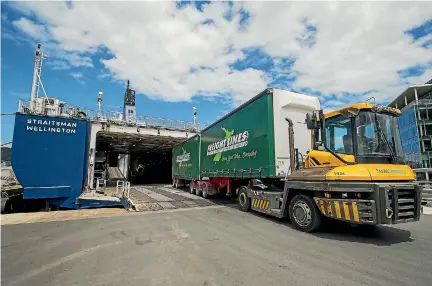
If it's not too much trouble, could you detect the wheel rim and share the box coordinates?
[292,200,312,227]
[190,183,194,193]
[239,192,247,207]
[203,185,207,196]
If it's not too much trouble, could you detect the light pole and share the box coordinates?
[193,106,197,130]
[97,91,103,119]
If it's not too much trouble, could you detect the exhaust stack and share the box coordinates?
[285,118,295,175]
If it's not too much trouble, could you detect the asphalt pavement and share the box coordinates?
[2,200,432,286]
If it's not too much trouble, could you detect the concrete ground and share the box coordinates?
[2,196,432,286]
[128,185,216,211]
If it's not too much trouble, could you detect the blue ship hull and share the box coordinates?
[11,113,123,209]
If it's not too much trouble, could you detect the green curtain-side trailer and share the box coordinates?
[172,88,320,196]
[200,91,275,178]
[172,135,200,182]
[200,88,320,179]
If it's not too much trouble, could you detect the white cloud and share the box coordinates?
[12,17,51,43]
[46,60,69,70]
[70,72,85,85]
[70,72,83,79]
[11,16,94,69]
[7,1,432,107]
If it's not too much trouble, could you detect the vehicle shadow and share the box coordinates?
[209,196,413,246]
[311,219,414,246]
[174,188,414,246]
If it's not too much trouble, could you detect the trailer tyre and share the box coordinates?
[196,184,202,197]
[238,188,250,212]
[202,184,209,199]
[189,182,195,194]
[288,194,321,233]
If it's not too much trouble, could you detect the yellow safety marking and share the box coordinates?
[326,203,333,217]
[252,199,270,211]
[352,202,359,222]
[333,201,342,219]
[318,200,326,214]
[342,202,351,221]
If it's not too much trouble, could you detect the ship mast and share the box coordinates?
[30,44,42,102]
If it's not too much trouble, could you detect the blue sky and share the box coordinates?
[1,1,432,143]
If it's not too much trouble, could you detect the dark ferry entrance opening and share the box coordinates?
[95,132,184,186]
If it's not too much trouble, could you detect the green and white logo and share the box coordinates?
[176,148,190,167]
[207,127,249,161]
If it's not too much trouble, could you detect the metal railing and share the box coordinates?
[415,99,432,106]
[116,180,130,200]
[413,168,432,205]
[96,178,106,192]
[95,110,205,131]
[18,100,206,132]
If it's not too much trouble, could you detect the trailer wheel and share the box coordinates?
[189,182,195,194]
[172,179,176,188]
[196,184,202,196]
[288,194,321,233]
[202,184,210,199]
[238,188,250,212]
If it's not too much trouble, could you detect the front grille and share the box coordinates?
[388,189,417,221]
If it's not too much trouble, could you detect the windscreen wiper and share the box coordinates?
[375,116,397,163]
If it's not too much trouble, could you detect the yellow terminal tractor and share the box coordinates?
[239,102,422,233]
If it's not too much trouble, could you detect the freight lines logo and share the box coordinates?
[177,148,191,167]
[207,127,249,162]
[25,119,77,134]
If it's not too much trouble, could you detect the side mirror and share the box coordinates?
[305,112,319,130]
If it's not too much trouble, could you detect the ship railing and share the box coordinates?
[18,100,32,114]
[95,111,206,132]
[18,100,91,118]
[18,100,206,132]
